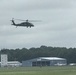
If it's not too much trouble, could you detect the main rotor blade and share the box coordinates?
[28,20,41,22]
[14,19,26,21]
[14,19,41,22]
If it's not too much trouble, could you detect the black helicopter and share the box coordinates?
[11,18,34,28]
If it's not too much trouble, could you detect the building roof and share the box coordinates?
[24,57,66,62]
[39,57,66,60]
[0,61,21,64]
[7,61,20,64]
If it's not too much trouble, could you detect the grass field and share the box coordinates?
[0,66,76,75]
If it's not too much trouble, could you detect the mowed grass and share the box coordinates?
[0,66,76,75]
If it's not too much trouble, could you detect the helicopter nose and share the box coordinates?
[32,25,34,27]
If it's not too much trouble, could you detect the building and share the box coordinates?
[0,54,22,67]
[22,57,67,67]
[0,61,22,67]
[1,54,8,67]
[7,61,22,67]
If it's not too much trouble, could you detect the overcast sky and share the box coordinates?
[0,0,76,49]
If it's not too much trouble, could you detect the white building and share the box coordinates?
[1,54,8,67]
[0,61,22,67]
[0,54,22,67]
[7,61,22,67]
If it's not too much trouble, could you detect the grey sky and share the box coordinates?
[0,0,76,49]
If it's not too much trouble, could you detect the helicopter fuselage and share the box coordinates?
[12,20,34,28]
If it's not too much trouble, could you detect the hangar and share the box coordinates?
[22,57,67,67]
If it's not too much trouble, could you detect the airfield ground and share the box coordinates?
[0,66,76,75]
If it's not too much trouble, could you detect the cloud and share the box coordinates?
[0,0,76,49]
[0,0,73,12]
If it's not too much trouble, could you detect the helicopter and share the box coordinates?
[11,18,35,28]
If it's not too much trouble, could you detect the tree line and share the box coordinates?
[0,45,76,64]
